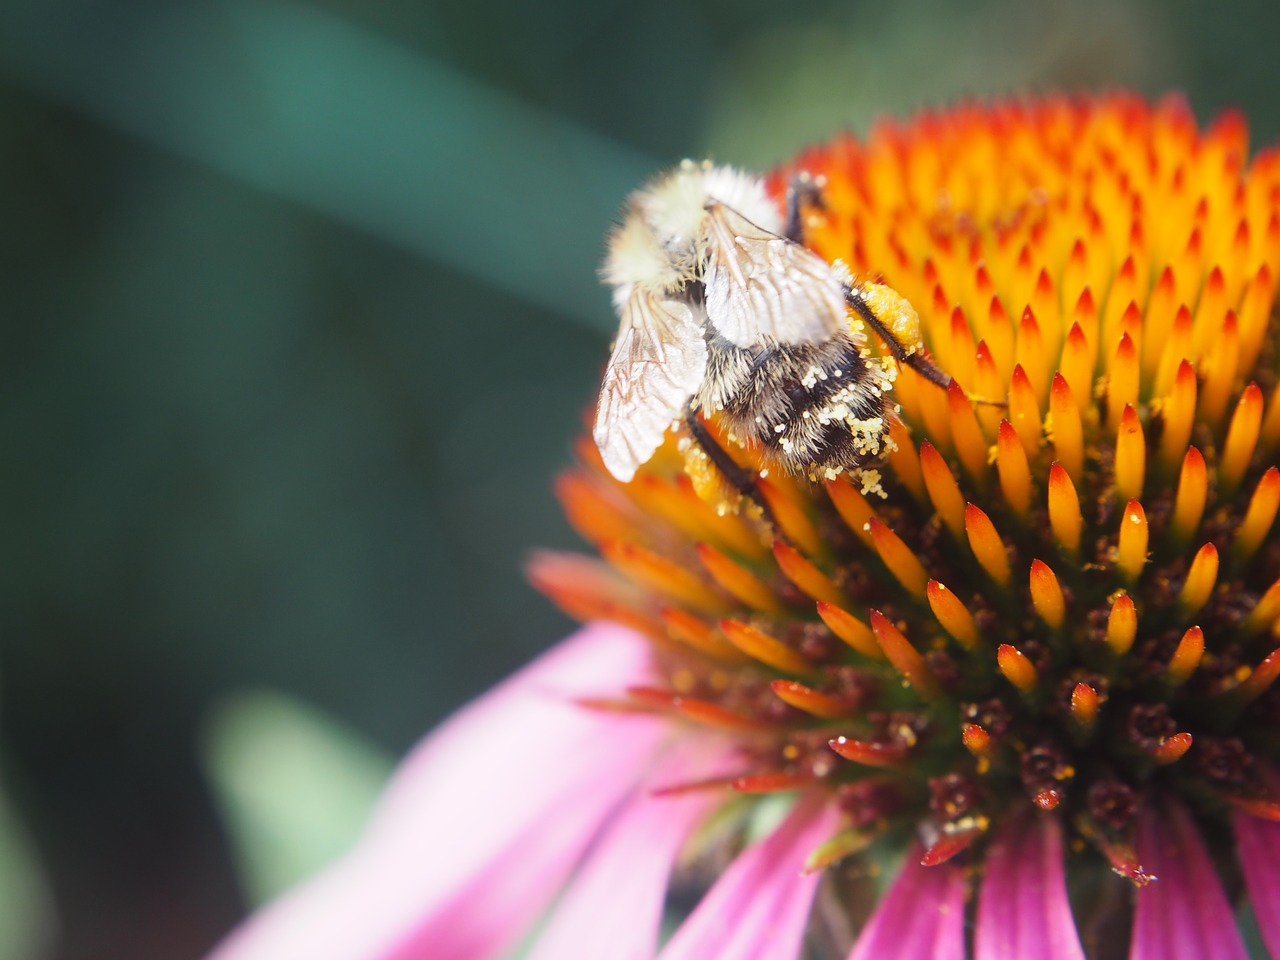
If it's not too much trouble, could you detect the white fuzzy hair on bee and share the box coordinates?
[593,159,946,492]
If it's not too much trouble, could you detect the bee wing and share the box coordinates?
[702,202,848,347]
[594,289,708,482]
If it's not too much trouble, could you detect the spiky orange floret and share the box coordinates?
[538,93,1280,887]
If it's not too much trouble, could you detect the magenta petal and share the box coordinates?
[1131,800,1247,960]
[1233,810,1280,958]
[207,623,670,960]
[525,742,738,960]
[657,799,841,960]
[846,846,966,960]
[975,815,1084,960]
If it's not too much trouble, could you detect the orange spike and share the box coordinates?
[1170,447,1207,546]
[1158,360,1198,475]
[1147,732,1194,765]
[1009,364,1043,459]
[1238,265,1275,374]
[732,771,816,794]
[626,686,771,732]
[772,540,845,606]
[1237,467,1280,561]
[919,440,966,539]
[1107,592,1138,655]
[1231,648,1280,706]
[1180,544,1219,616]
[1070,682,1100,732]
[672,475,770,560]
[829,735,908,769]
[816,601,884,660]
[825,478,877,546]
[1243,580,1280,635]
[1263,386,1280,449]
[1220,382,1264,496]
[1060,322,1094,412]
[602,540,729,614]
[985,296,1016,378]
[995,419,1033,517]
[1154,305,1193,400]
[1016,308,1049,402]
[1047,462,1083,555]
[868,518,929,597]
[1029,559,1066,629]
[886,418,926,502]
[1192,264,1229,359]
[946,306,977,388]
[758,479,824,559]
[661,608,747,662]
[997,643,1038,693]
[870,609,942,700]
[719,619,814,675]
[696,544,785,614]
[1107,334,1140,427]
[966,503,1011,586]
[962,723,992,759]
[770,679,855,719]
[1031,268,1062,352]
[1166,626,1204,686]
[948,381,989,482]
[926,579,979,650]
[974,341,1006,435]
[1116,499,1149,583]
[1199,311,1239,429]
[920,827,985,867]
[1114,404,1146,503]
[1049,374,1085,482]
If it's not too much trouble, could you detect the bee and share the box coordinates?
[593,160,952,497]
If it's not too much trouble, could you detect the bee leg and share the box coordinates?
[845,286,955,390]
[784,172,826,245]
[683,406,774,521]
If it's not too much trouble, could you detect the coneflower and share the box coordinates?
[209,93,1280,960]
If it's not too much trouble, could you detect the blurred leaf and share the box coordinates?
[0,788,55,960]
[202,690,395,905]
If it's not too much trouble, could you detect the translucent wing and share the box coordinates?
[702,202,848,347]
[594,289,708,482]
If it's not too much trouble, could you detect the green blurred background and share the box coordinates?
[3,0,1280,957]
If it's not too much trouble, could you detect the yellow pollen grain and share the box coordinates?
[966,503,1011,586]
[1106,591,1138,656]
[1236,467,1280,561]
[1180,543,1220,617]
[1049,374,1085,483]
[1116,499,1149,583]
[1048,462,1083,556]
[1219,382,1264,496]
[919,440,966,540]
[1029,558,1066,629]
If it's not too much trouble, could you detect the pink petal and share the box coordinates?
[657,798,841,960]
[208,623,670,960]
[1131,799,1247,960]
[847,846,966,960]
[976,815,1084,960]
[1233,810,1280,958]
[525,741,740,960]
